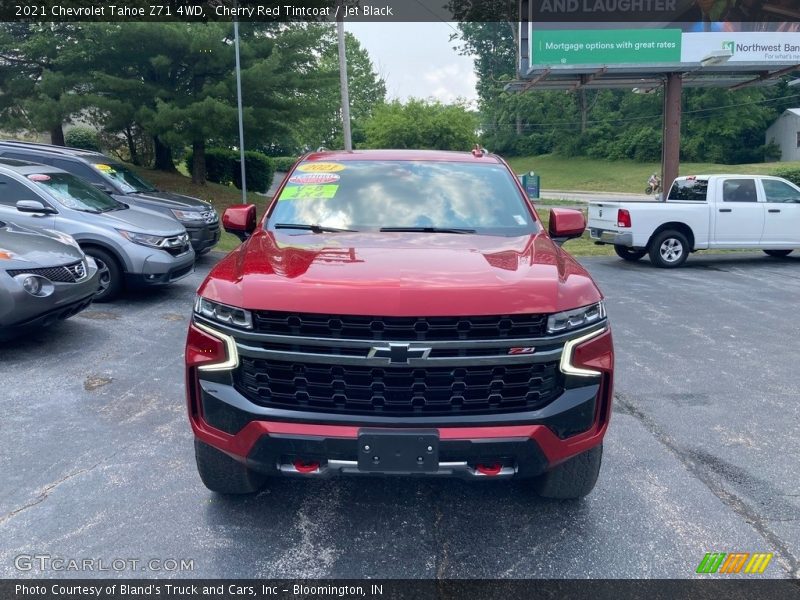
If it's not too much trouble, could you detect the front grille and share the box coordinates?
[236,358,562,416]
[7,260,85,283]
[253,312,548,341]
[163,233,191,256]
[200,210,218,224]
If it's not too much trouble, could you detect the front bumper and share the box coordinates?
[125,248,195,287]
[185,222,221,254]
[0,269,99,340]
[589,228,633,246]
[186,323,614,479]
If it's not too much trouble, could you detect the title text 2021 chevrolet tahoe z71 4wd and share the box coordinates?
[186,150,614,499]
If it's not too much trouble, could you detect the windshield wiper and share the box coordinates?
[274,223,356,233]
[379,226,476,234]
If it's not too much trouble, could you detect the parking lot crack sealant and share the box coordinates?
[613,392,799,578]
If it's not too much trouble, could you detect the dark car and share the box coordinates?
[186,149,614,499]
[0,220,99,340]
[0,141,220,255]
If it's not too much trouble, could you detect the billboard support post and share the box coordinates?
[662,72,682,200]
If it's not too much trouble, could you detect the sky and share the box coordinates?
[346,23,478,106]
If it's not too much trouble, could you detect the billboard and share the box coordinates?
[519,0,800,76]
[528,26,800,68]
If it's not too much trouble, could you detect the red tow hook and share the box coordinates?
[293,459,320,474]
[476,463,502,476]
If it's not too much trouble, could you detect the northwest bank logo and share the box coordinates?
[722,41,735,55]
[696,552,772,574]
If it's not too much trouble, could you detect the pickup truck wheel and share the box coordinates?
[649,230,689,268]
[533,445,603,499]
[83,247,123,302]
[194,439,266,495]
[763,249,793,258]
[614,246,647,261]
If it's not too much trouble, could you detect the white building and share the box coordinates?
[766,109,800,162]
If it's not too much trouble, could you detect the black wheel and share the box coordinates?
[645,187,653,195]
[648,229,689,268]
[763,249,793,258]
[534,445,603,499]
[614,245,647,262]
[83,247,123,302]
[194,439,266,494]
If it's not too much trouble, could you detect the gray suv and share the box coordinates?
[0,141,220,254]
[0,159,194,301]
[0,220,99,341]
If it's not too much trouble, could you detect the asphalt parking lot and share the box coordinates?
[0,252,798,579]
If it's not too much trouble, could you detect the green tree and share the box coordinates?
[291,30,386,151]
[0,23,90,144]
[363,99,478,150]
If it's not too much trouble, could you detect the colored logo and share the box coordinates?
[288,173,340,185]
[722,41,735,55]
[296,162,345,173]
[696,552,772,574]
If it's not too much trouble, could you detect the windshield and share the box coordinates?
[267,160,538,236]
[28,172,124,213]
[92,162,156,194]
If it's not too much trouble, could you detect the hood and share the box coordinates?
[127,190,210,211]
[199,230,602,316]
[0,220,85,268]
[87,205,187,237]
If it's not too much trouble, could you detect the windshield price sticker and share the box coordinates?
[296,162,346,173]
[279,184,339,200]
[288,173,340,185]
[93,164,114,172]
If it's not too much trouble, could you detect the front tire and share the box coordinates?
[534,445,603,499]
[194,440,266,495]
[763,249,793,258]
[83,247,123,302]
[614,245,647,262]
[648,230,689,268]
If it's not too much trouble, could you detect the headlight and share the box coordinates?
[14,274,54,297]
[171,209,205,223]
[117,229,169,249]
[547,301,606,334]
[194,296,253,329]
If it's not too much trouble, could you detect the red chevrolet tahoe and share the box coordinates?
[185,149,614,498]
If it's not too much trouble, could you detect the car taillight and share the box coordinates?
[185,322,239,371]
[617,209,631,228]
[561,328,614,377]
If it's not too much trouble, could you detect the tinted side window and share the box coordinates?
[52,158,107,185]
[668,179,708,201]
[0,151,46,163]
[722,179,758,203]
[0,174,43,206]
[762,179,800,203]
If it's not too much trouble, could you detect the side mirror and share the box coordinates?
[223,204,257,242]
[16,200,56,214]
[548,208,586,245]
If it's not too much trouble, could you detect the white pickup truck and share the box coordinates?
[587,175,800,267]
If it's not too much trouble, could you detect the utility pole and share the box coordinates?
[336,4,353,151]
[234,18,247,203]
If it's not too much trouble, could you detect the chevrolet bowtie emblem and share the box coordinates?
[368,343,431,364]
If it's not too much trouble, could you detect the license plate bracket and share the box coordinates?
[357,430,439,473]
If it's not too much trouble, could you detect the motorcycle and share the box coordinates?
[646,174,662,195]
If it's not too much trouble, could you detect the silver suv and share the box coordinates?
[0,159,194,301]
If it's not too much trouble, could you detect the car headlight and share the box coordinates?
[547,301,606,334]
[116,229,169,249]
[13,274,55,297]
[171,209,206,223]
[194,296,253,329]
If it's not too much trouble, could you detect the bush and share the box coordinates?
[184,147,274,191]
[233,151,275,193]
[65,127,100,152]
[771,167,800,186]
[272,156,299,173]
